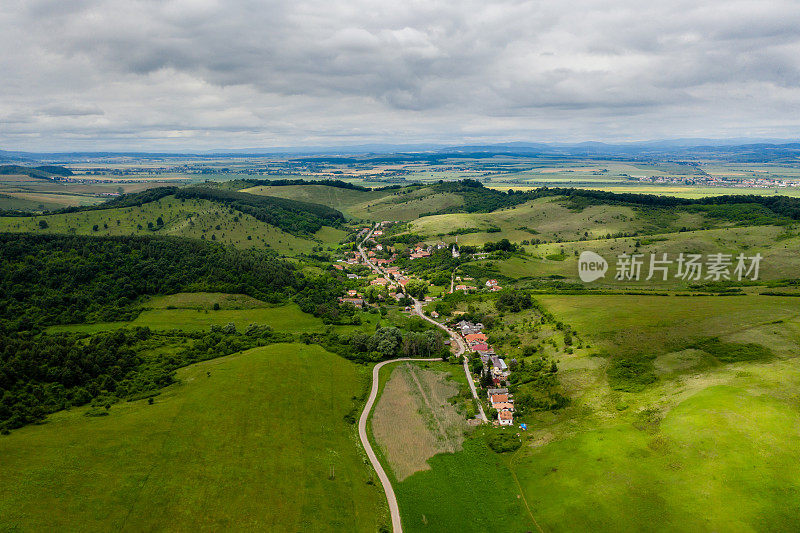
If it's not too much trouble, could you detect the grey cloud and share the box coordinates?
[1,0,800,150]
[38,104,104,117]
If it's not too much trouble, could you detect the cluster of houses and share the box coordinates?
[487,388,515,426]
[485,279,503,291]
[409,245,432,260]
[453,275,477,293]
[456,320,515,425]
[338,289,365,307]
[409,242,455,260]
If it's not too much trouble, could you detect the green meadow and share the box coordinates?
[243,184,391,217]
[0,343,387,532]
[247,184,467,222]
[537,294,800,357]
[48,300,323,334]
[485,293,800,531]
[512,382,800,532]
[474,223,800,286]
[396,437,535,533]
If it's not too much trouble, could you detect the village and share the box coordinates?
[336,221,517,427]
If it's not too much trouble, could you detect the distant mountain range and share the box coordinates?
[2,138,800,163]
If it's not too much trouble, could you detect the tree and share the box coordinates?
[431,272,451,286]
[38,220,48,229]
[405,279,428,300]
[156,216,164,226]
[371,327,402,357]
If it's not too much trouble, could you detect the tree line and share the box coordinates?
[0,233,298,333]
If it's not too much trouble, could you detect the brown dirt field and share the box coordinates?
[371,364,466,481]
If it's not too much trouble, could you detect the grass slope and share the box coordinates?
[484,224,800,285]
[245,184,465,221]
[242,184,391,216]
[397,438,536,533]
[0,195,345,254]
[490,293,800,531]
[0,343,387,531]
[409,196,707,246]
[538,294,800,357]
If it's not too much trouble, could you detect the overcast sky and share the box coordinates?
[2,0,800,151]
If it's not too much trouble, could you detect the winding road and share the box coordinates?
[357,224,487,423]
[358,357,440,533]
[355,225,488,532]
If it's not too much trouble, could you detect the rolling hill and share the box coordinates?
[0,192,347,255]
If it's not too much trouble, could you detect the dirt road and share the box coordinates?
[358,357,439,533]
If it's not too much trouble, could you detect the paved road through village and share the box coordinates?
[355,225,488,532]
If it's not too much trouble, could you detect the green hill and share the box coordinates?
[0,194,346,254]
[0,164,73,179]
[0,343,388,531]
[242,183,395,217]
[244,183,466,221]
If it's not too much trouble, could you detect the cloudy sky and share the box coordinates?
[2,0,800,151]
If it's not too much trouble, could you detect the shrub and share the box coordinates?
[485,431,522,453]
[607,357,657,392]
[691,337,772,362]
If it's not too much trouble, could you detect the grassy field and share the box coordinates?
[242,184,391,217]
[0,343,387,531]
[410,196,708,246]
[244,183,467,222]
[538,294,800,357]
[512,381,800,532]
[48,301,324,334]
[397,437,536,533]
[368,361,535,532]
[372,363,465,480]
[0,174,162,210]
[0,192,66,211]
[475,293,800,531]
[0,195,346,255]
[144,292,270,310]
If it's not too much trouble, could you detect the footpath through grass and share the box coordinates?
[0,343,387,532]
